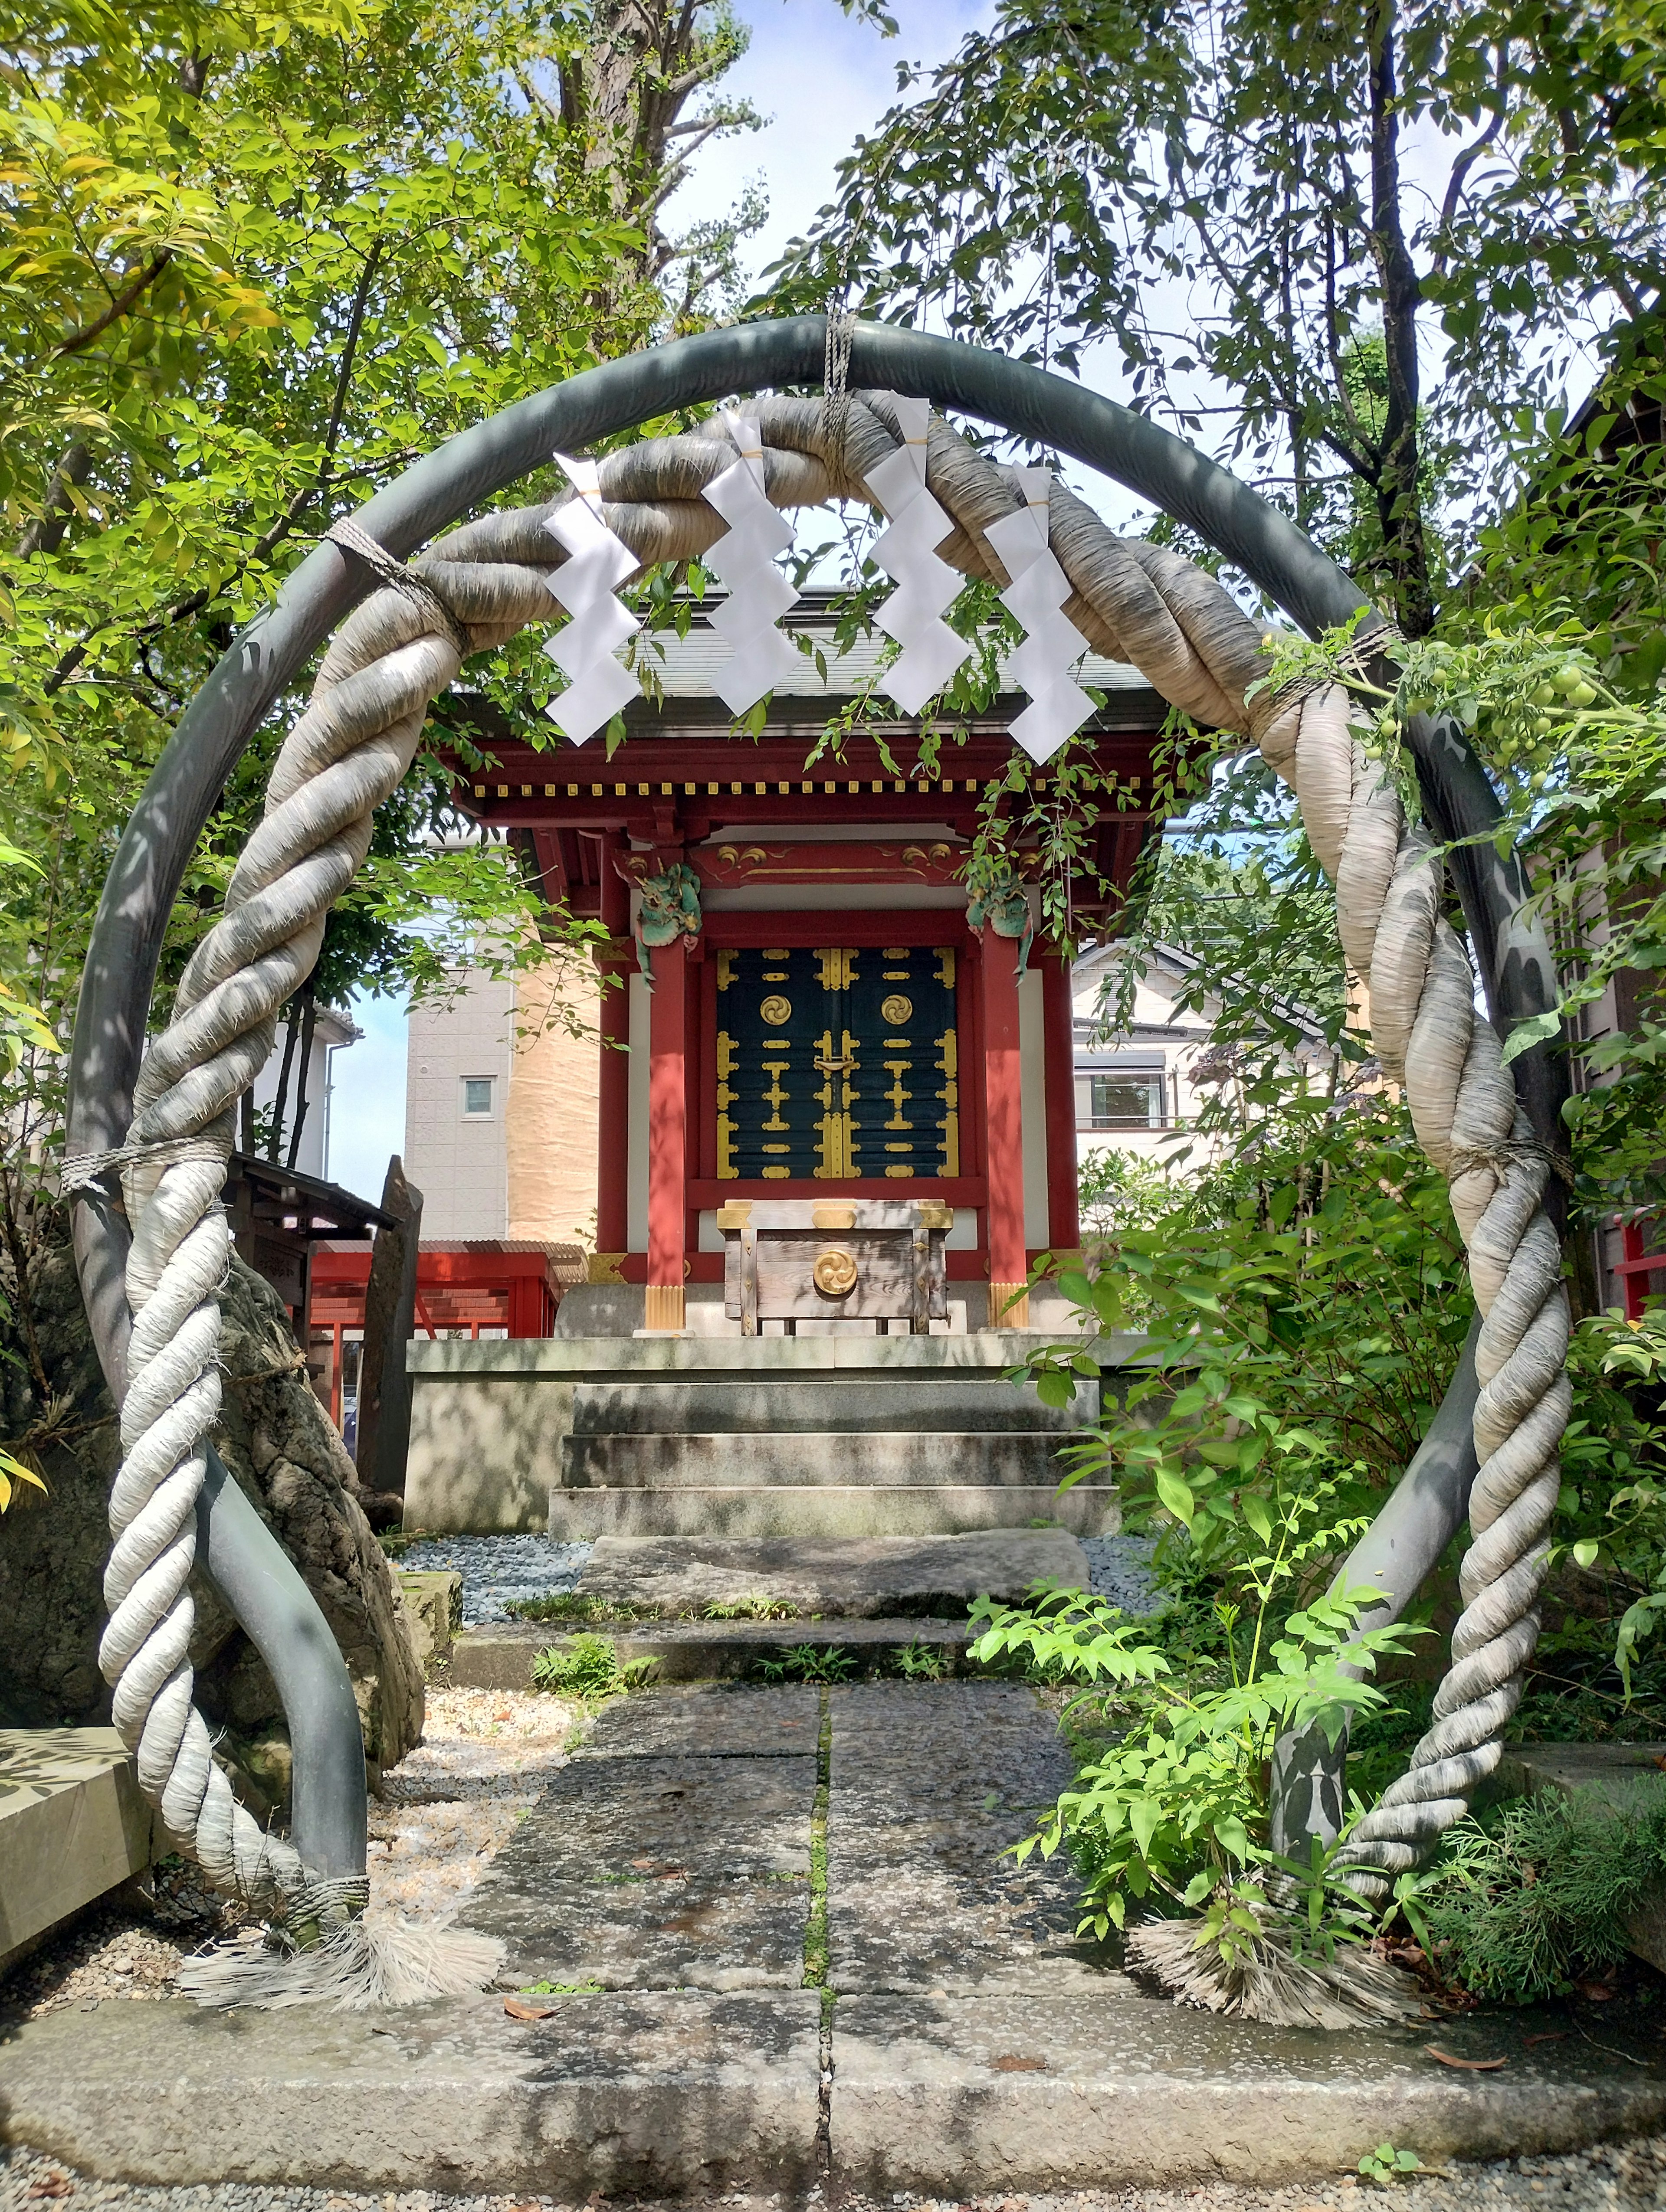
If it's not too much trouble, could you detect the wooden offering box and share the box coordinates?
[718,1199,952,1336]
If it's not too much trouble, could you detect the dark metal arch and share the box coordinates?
[67,315,1556,1880]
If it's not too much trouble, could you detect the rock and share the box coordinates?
[0,1230,423,1810]
[395,1570,462,1669]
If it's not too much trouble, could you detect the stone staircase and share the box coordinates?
[544,1338,1121,1539]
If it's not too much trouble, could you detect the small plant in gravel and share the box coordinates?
[892,1638,950,1681]
[531,1634,656,1704]
[520,1976,604,1994]
[756,1643,857,1684]
[1359,2142,1423,2186]
[507,1592,661,1625]
[704,1593,801,1620]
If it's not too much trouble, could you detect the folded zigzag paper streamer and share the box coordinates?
[984,468,1097,763]
[865,396,974,715]
[541,453,642,743]
[701,409,800,715]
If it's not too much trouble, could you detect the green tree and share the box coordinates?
[769,0,1666,638]
[0,0,764,1312]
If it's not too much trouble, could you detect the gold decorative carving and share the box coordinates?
[811,1203,857,1230]
[880,993,913,1026]
[813,1247,859,1297]
[715,1202,753,1229]
[916,1202,954,1230]
[759,993,792,1025]
[587,1251,627,1284]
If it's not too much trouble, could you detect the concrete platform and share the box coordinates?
[0,1728,155,1970]
[0,1991,826,2194]
[8,1687,1666,2191]
[547,1481,1118,1538]
[405,1331,1141,1534]
[567,1373,1089,1434]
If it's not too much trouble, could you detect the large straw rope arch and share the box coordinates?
[66,319,1568,1936]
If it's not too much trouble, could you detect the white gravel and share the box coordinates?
[397,1535,594,1623]
[0,1688,586,2022]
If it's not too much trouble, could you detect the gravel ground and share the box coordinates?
[1078,1534,1163,1614]
[5,2143,1666,2209]
[0,1687,585,2024]
[397,1536,594,1623]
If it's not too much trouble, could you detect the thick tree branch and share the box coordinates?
[46,251,172,364]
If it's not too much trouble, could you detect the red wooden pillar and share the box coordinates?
[979,929,1030,1328]
[1041,944,1080,1257]
[594,837,631,1276]
[644,935,689,1332]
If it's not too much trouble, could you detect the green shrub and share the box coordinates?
[969,1476,1422,1947]
[530,1634,656,1704]
[1403,1783,1666,2003]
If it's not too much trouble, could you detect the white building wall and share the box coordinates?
[249,1005,358,1183]
[404,974,514,1239]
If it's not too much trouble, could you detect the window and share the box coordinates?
[461,1076,495,1118]
[1081,1072,1166,1129]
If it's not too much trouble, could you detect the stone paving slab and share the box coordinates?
[462,1751,813,1990]
[829,1992,1666,2190]
[0,1991,824,2193]
[575,1530,1091,1613]
[573,1684,821,1757]
[828,1683,1111,1993]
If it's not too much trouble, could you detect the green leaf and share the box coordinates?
[1154,1467,1196,1528]
[1500,1010,1563,1065]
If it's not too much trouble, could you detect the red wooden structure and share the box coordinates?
[309,1243,563,1429]
[444,596,1177,1332]
[1614,1216,1666,1320]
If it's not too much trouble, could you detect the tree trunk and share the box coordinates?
[285,991,320,1170]
[267,998,302,1162]
[1366,0,1433,637]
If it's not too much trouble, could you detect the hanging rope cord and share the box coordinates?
[104,392,1564,1908]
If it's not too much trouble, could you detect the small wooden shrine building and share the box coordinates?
[447,591,1174,1333]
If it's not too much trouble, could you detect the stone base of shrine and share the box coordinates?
[405,1330,1139,1536]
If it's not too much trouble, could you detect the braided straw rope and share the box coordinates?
[106,392,1565,1914]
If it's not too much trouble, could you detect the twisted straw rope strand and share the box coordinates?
[104,392,1565,1906]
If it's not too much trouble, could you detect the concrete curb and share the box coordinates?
[6,1988,1665,2192]
[446,1617,977,1689]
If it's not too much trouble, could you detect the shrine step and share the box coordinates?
[561,1427,1072,1489]
[568,1374,1091,1436]
[546,1482,1119,1539]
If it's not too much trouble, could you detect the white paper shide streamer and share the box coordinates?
[701,409,800,714]
[542,453,642,743]
[985,468,1097,762]
[865,396,974,714]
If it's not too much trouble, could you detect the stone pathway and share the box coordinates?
[8,1681,1666,2199]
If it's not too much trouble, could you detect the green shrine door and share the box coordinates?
[716,945,960,1181]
